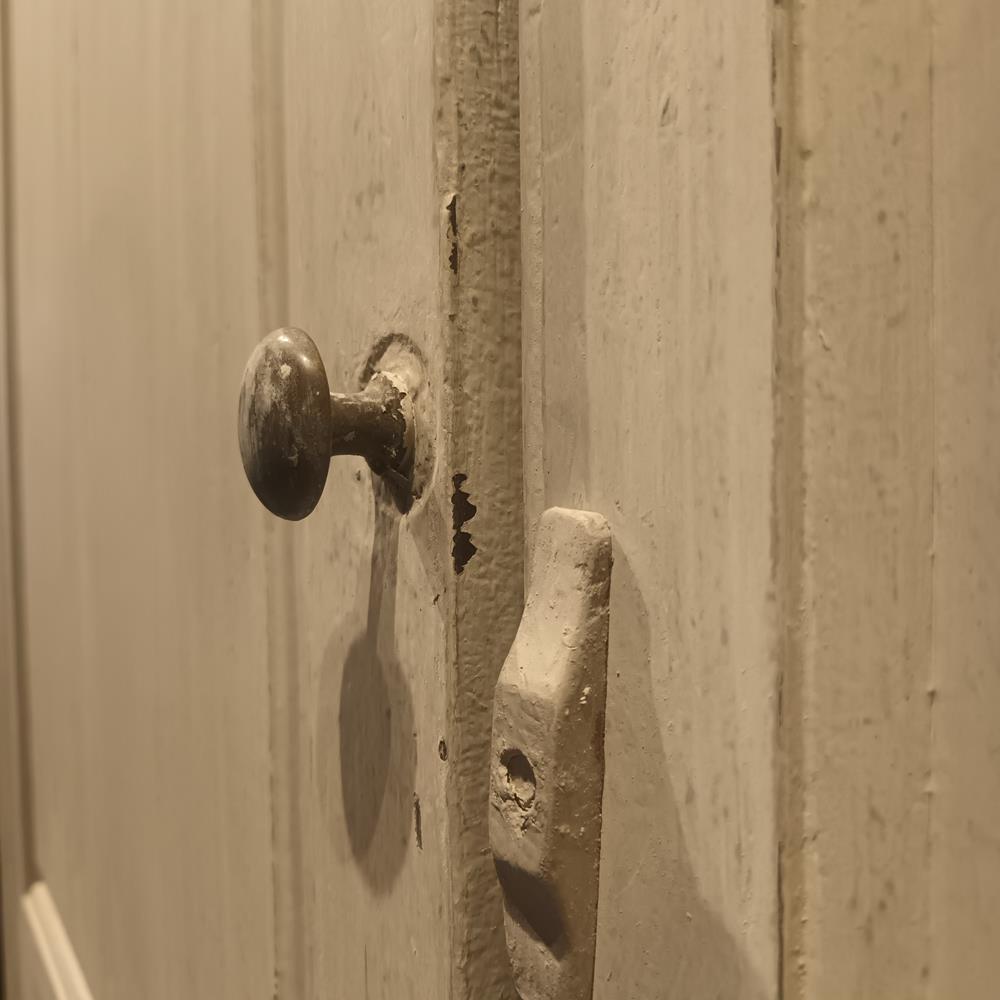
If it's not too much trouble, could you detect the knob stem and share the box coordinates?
[330,371,412,475]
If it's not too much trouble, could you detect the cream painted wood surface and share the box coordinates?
[775,1,1000,998]
[4,1,522,999]
[0,8,28,996]
[262,2,522,998]
[258,0,523,1000]
[5,2,276,998]
[521,2,779,997]
[775,3,935,996]
[929,5,1000,996]
[525,1,1000,999]
[5,1,1000,998]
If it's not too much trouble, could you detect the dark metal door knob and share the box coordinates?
[238,328,414,520]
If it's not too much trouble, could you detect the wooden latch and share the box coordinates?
[490,507,612,1000]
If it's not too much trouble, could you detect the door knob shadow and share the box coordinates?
[319,501,416,896]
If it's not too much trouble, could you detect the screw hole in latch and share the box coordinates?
[499,748,537,811]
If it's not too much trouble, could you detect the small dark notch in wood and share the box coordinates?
[451,473,477,573]
[413,794,423,850]
[447,194,459,275]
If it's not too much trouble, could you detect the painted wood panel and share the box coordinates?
[6,3,1000,999]
[775,1,937,996]
[929,3,1000,996]
[5,1,522,997]
[6,2,276,996]
[521,2,780,996]
[0,9,28,997]
[265,2,522,997]
[775,0,1000,996]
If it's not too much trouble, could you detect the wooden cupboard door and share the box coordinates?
[774,2,1000,997]
[517,2,1000,1000]
[8,0,997,997]
[257,2,521,998]
[520,3,780,997]
[1,1,522,999]
[3,2,276,998]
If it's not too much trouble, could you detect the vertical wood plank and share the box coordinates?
[777,2,935,996]
[929,4,1000,996]
[0,1,31,994]
[273,1,521,996]
[0,1,29,991]
[275,3,450,995]
[0,261,24,1000]
[521,1,780,996]
[6,1,277,996]
[438,1,524,996]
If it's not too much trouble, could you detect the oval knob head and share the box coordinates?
[238,328,332,520]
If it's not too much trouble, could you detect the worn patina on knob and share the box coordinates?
[238,328,413,520]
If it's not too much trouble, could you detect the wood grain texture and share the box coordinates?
[271,6,450,995]
[267,1,522,997]
[6,1,276,997]
[521,1,779,996]
[777,2,935,997]
[929,3,1000,996]
[437,1,523,995]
